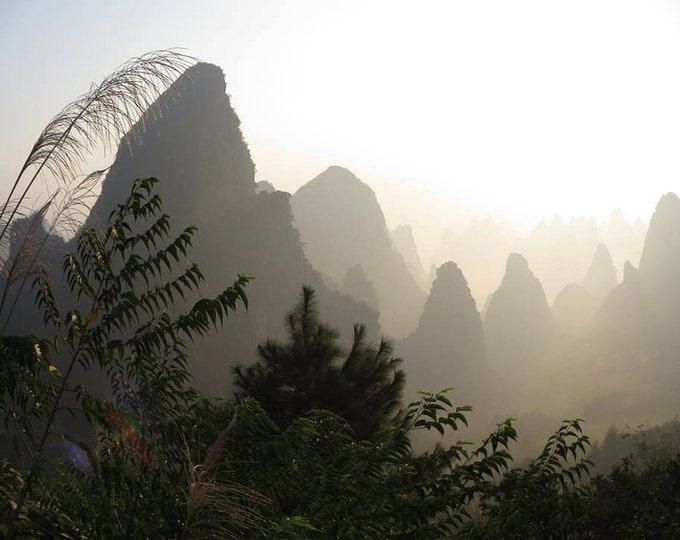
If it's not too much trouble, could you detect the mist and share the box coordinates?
[5,58,675,458]
[4,2,680,536]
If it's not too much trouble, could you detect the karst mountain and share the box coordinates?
[483,253,554,368]
[6,63,380,395]
[398,261,486,405]
[291,166,425,338]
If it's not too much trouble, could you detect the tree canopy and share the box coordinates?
[234,286,405,439]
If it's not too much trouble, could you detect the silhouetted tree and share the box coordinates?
[233,286,404,439]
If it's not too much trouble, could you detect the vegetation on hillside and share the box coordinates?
[2,50,680,539]
[1,178,678,538]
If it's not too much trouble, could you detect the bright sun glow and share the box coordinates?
[2,0,680,234]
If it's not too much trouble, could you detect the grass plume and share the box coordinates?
[0,49,196,322]
[181,412,268,539]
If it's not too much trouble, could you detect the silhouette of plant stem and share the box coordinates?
[0,50,195,323]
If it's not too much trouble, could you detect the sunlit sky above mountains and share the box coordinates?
[3,0,680,236]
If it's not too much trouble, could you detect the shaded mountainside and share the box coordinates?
[483,253,554,368]
[582,243,617,302]
[7,63,379,395]
[398,262,487,406]
[593,261,650,358]
[594,192,680,363]
[638,192,680,356]
[291,166,425,338]
[435,212,645,307]
[391,224,427,289]
[552,194,680,434]
[341,264,379,312]
[436,217,517,309]
[552,283,596,340]
[638,193,680,284]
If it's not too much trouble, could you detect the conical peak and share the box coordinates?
[555,282,591,301]
[483,254,553,363]
[639,191,680,277]
[505,253,530,275]
[623,260,638,282]
[415,261,479,335]
[646,192,680,232]
[180,62,227,93]
[655,192,680,213]
[593,243,613,265]
[317,165,358,181]
[435,261,464,283]
[553,283,594,314]
[583,243,617,298]
[87,59,255,230]
[489,252,549,314]
[294,166,378,206]
[428,261,468,296]
[325,165,354,176]
[291,166,424,337]
[425,262,476,310]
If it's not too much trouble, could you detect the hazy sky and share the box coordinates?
[3,0,680,237]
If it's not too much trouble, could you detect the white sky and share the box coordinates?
[2,0,680,247]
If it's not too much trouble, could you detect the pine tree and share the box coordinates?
[233,286,404,439]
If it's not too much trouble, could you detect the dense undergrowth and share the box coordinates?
[2,51,680,539]
[0,177,678,538]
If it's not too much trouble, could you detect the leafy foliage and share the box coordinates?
[0,177,254,538]
[1,177,676,537]
[464,419,593,539]
[188,389,518,539]
[0,50,195,329]
[581,452,680,538]
[234,286,405,439]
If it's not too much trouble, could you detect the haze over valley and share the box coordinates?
[4,2,680,536]
[4,59,675,447]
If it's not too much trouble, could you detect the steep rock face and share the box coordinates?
[398,262,486,404]
[437,212,645,307]
[255,180,276,194]
[638,193,680,353]
[0,216,69,334]
[595,193,680,361]
[76,63,379,394]
[426,264,437,290]
[291,166,425,338]
[603,208,647,273]
[521,215,600,304]
[341,264,379,312]
[390,224,427,288]
[582,243,617,302]
[483,253,554,367]
[575,196,680,430]
[436,217,517,307]
[87,63,254,224]
[552,283,596,339]
[638,193,680,284]
[594,261,651,358]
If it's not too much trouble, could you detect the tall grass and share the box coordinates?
[181,412,268,539]
[0,49,195,323]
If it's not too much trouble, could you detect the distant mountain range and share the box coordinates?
[5,62,679,445]
[435,212,645,306]
[6,63,379,395]
[291,166,425,338]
